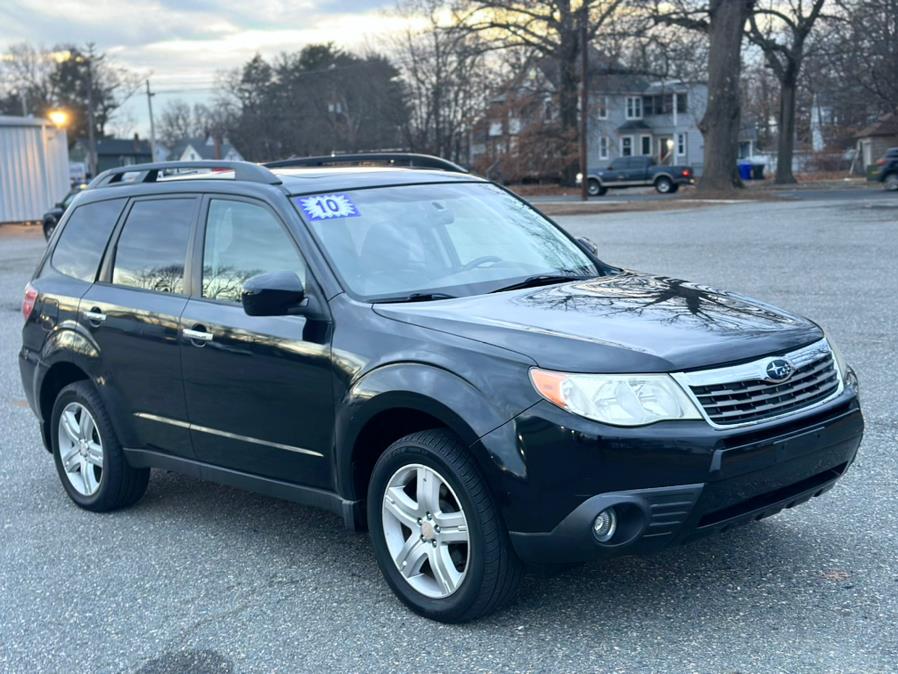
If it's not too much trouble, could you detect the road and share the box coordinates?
[527,181,894,205]
[1,193,897,673]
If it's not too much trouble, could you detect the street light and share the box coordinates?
[47,109,69,128]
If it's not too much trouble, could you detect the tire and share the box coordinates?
[587,178,606,197]
[43,218,57,240]
[50,381,149,511]
[655,176,673,193]
[884,173,898,191]
[367,429,522,622]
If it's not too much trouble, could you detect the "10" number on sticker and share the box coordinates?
[297,193,360,221]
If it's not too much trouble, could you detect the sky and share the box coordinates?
[0,0,409,137]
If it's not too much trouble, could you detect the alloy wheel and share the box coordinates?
[381,463,470,599]
[57,402,104,496]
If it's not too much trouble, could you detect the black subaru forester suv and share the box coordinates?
[20,156,863,622]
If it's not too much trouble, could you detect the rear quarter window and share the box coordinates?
[50,199,125,282]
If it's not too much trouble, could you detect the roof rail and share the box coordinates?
[263,152,469,174]
[88,160,282,188]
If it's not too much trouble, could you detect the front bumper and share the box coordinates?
[486,392,863,564]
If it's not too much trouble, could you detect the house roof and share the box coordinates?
[857,112,898,138]
[171,137,241,160]
[95,138,151,156]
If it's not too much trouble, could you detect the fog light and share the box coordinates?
[592,508,617,543]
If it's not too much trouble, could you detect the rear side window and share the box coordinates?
[50,199,125,282]
[112,198,195,295]
[201,199,305,303]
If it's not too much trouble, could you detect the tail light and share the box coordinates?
[22,283,38,321]
[682,168,691,177]
[876,159,886,166]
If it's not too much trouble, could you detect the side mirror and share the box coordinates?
[578,237,598,255]
[55,202,65,209]
[241,271,305,317]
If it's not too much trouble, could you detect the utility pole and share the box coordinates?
[579,2,589,201]
[145,79,157,161]
[86,48,97,178]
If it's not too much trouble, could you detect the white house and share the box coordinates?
[168,136,244,163]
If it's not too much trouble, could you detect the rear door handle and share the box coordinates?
[183,327,213,344]
[84,307,107,324]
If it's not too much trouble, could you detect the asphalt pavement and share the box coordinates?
[1,192,896,673]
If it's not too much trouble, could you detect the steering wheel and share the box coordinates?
[461,255,502,271]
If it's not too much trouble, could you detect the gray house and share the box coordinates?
[587,77,752,177]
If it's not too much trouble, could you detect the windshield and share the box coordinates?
[294,182,598,301]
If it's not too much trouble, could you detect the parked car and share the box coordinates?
[20,156,863,623]
[868,147,898,190]
[577,156,695,195]
[42,184,88,240]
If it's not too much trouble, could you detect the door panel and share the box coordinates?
[180,197,334,489]
[180,301,333,488]
[81,196,199,457]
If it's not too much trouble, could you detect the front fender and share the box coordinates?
[334,362,532,500]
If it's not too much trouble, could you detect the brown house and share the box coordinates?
[857,112,898,170]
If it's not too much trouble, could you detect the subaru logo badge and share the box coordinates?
[764,358,794,383]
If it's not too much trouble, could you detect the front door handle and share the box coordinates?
[84,307,107,325]
[183,326,213,345]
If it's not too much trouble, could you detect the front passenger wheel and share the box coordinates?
[51,381,149,511]
[367,429,522,622]
[587,179,606,196]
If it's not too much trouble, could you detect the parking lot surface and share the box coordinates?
[1,194,896,673]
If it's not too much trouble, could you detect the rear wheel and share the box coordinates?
[884,173,898,191]
[367,429,522,622]
[655,176,674,193]
[51,381,149,511]
[43,218,57,240]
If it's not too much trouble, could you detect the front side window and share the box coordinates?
[112,198,195,294]
[50,199,125,282]
[202,200,306,303]
[297,183,598,301]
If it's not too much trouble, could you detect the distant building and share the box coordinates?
[167,136,244,163]
[856,111,898,170]
[71,135,153,174]
[470,51,756,180]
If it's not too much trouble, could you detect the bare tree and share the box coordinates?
[393,0,493,162]
[0,43,57,116]
[455,0,625,182]
[652,0,757,193]
[746,0,827,184]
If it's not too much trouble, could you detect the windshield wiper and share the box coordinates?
[373,292,458,304]
[489,274,586,294]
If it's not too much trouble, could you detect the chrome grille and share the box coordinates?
[674,340,842,427]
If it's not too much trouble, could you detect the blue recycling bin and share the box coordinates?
[738,162,753,181]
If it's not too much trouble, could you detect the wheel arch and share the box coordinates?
[37,360,91,452]
[335,363,516,510]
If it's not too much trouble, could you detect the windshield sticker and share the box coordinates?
[296,193,360,221]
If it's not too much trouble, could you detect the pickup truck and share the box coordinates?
[577,156,695,196]
[867,147,898,191]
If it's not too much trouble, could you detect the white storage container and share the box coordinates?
[0,115,69,224]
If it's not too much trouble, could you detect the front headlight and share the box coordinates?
[530,368,702,427]
[824,331,857,392]
[575,172,583,184]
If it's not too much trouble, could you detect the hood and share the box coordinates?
[374,272,823,372]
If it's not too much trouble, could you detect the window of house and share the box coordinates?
[596,96,608,119]
[112,199,195,295]
[677,93,687,113]
[599,136,609,160]
[202,200,306,304]
[677,132,687,157]
[51,199,125,282]
[641,135,652,156]
[621,136,633,156]
[625,96,642,119]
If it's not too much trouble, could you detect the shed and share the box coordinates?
[0,115,69,224]
[857,112,898,170]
